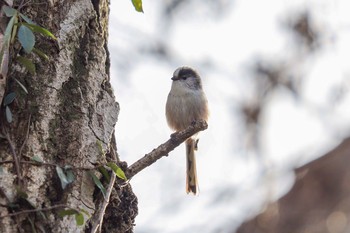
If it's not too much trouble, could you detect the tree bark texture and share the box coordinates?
[0,0,137,232]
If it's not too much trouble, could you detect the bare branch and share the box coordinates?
[3,129,21,181]
[126,120,208,179]
[0,160,97,170]
[90,141,118,233]
[0,204,67,218]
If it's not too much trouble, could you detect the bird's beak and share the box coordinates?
[171,76,179,81]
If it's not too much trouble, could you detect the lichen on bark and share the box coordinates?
[0,0,137,232]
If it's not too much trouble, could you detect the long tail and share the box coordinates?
[186,138,199,195]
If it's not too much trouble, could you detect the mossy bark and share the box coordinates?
[0,1,137,232]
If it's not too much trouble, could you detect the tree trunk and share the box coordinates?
[0,0,137,232]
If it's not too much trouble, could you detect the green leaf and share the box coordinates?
[98,166,110,183]
[78,208,90,217]
[0,46,9,77]
[17,56,36,74]
[66,169,75,183]
[96,140,105,155]
[23,23,57,40]
[2,6,17,17]
[5,106,12,123]
[88,171,106,198]
[3,92,16,106]
[56,166,69,189]
[10,14,18,44]
[4,14,17,44]
[18,25,35,53]
[19,13,35,24]
[33,48,49,60]
[58,209,79,217]
[107,162,127,180]
[13,78,28,94]
[131,0,144,12]
[31,155,43,163]
[0,14,17,75]
[75,213,84,226]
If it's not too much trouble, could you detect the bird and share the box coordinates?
[165,66,209,195]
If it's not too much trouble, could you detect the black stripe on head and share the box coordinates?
[172,66,203,90]
[178,67,199,79]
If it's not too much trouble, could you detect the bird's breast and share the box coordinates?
[166,90,208,131]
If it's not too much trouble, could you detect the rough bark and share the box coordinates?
[0,0,137,232]
[236,138,350,233]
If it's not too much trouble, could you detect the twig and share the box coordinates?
[22,161,97,170]
[126,120,208,179]
[0,114,31,182]
[0,160,98,171]
[17,0,31,10]
[3,129,21,181]
[0,204,67,218]
[90,145,118,233]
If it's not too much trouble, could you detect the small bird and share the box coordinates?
[165,66,209,195]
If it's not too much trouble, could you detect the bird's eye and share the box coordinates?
[181,76,188,80]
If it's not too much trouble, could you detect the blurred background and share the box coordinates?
[108,0,350,232]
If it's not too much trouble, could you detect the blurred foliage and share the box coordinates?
[131,0,144,13]
[112,1,348,232]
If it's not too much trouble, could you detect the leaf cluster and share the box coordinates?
[1,6,56,76]
[1,5,56,124]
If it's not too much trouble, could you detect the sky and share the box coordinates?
[108,0,350,232]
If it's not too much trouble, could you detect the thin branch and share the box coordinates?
[126,120,208,179]
[0,160,98,170]
[0,204,67,219]
[3,129,21,181]
[21,161,97,170]
[0,114,31,182]
[90,145,118,233]
[17,0,31,10]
